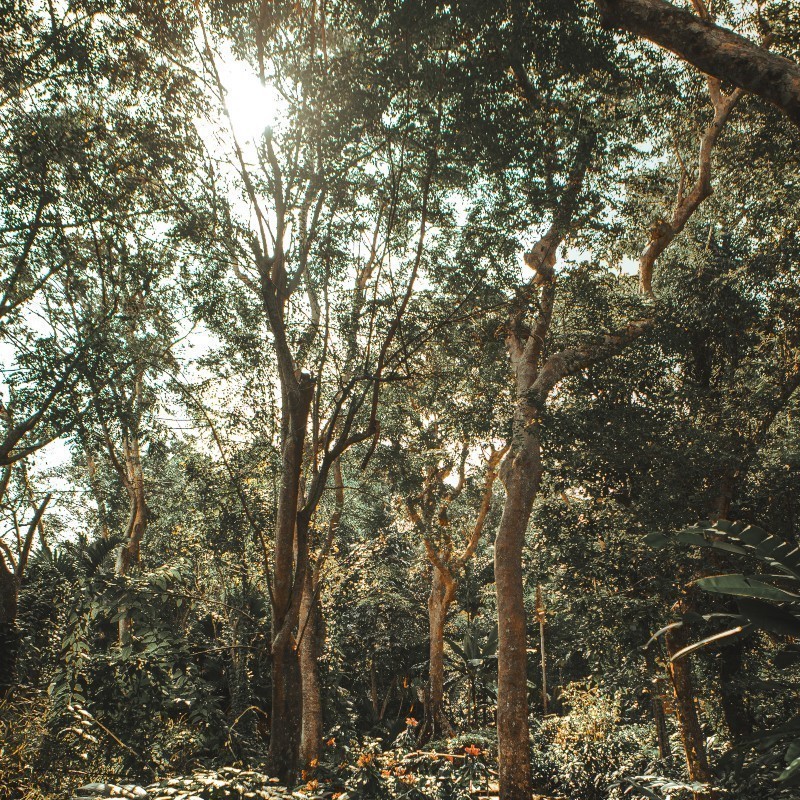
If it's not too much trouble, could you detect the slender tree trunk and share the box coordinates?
[83,443,110,540]
[665,622,714,800]
[495,422,542,800]
[535,585,548,715]
[299,458,342,766]
[0,555,18,697]
[425,568,454,741]
[267,376,314,782]
[370,647,379,719]
[645,645,671,760]
[115,432,148,643]
[299,568,323,766]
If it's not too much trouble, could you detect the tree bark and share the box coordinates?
[594,0,800,125]
[495,423,542,800]
[0,553,19,697]
[665,621,715,800]
[644,644,671,760]
[267,374,315,782]
[0,491,49,696]
[490,151,590,800]
[427,567,455,741]
[299,567,324,766]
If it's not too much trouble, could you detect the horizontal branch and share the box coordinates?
[596,0,800,124]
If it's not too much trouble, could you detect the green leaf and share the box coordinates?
[779,755,800,785]
[736,598,800,636]
[644,531,670,549]
[696,574,800,603]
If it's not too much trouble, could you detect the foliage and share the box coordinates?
[651,519,800,789]
[530,683,658,800]
[1,1,799,799]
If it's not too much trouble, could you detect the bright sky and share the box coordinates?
[217,56,286,146]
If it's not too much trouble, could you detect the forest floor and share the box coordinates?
[65,767,560,800]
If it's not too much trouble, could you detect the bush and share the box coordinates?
[530,682,658,800]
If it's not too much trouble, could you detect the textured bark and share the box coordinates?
[0,553,18,696]
[495,424,542,800]
[595,0,800,125]
[666,622,714,800]
[269,634,303,778]
[299,458,343,767]
[427,567,455,740]
[267,375,314,782]
[299,568,324,766]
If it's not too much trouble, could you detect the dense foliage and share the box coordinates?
[2,2,799,800]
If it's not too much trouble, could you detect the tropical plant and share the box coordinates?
[649,520,800,787]
[445,624,498,728]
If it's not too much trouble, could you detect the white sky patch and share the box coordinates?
[619,256,639,275]
[217,57,286,147]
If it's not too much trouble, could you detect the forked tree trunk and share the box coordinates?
[414,446,505,744]
[299,568,324,766]
[665,622,715,800]
[489,26,737,800]
[495,425,542,800]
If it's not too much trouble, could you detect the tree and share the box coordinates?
[188,1,449,776]
[593,0,800,125]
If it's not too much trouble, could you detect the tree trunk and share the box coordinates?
[495,424,542,800]
[665,623,714,800]
[645,644,671,760]
[594,0,800,125]
[425,567,454,741]
[115,433,148,644]
[267,376,314,782]
[270,634,303,778]
[0,491,49,695]
[0,555,19,697]
[717,641,752,742]
[299,568,323,767]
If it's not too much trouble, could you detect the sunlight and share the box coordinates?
[217,57,286,145]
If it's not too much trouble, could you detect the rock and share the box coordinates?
[76,784,112,797]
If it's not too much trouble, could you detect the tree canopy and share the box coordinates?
[2,3,799,800]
